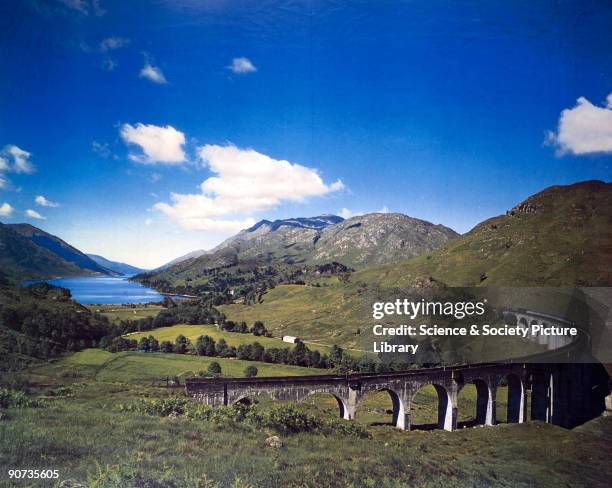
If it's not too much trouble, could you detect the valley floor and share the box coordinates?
[0,350,610,488]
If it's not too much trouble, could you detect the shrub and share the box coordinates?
[0,388,46,409]
[207,362,222,376]
[244,366,258,378]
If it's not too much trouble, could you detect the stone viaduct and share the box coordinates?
[186,310,610,431]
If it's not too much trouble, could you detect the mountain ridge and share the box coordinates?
[86,254,146,275]
[8,223,113,276]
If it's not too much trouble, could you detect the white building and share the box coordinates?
[282,335,300,344]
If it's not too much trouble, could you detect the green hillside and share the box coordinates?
[358,180,612,287]
[0,222,87,283]
[0,283,109,370]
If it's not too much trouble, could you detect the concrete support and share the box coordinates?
[434,384,456,431]
[475,380,495,426]
[389,390,407,430]
[531,369,553,422]
[506,374,525,423]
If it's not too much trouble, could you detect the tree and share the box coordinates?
[216,338,230,357]
[207,361,222,376]
[251,321,267,337]
[236,344,252,360]
[148,335,159,352]
[195,335,216,356]
[160,340,173,353]
[329,345,344,367]
[244,365,258,378]
[292,341,309,366]
[174,335,191,354]
[138,336,150,352]
[250,342,264,361]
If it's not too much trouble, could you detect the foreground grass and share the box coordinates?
[0,349,610,487]
[0,381,610,487]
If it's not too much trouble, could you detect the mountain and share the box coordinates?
[7,223,113,276]
[217,180,612,347]
[356,180,612,287]
[311,213,458,267]
[162,213,456,271]
[209,214,345,264]
[136,213,458,293]
[0,222,87,283]
[159,249,208,269]
[86,254,146,275]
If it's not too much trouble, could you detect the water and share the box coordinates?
[36,276,178,305]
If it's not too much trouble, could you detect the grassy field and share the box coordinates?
[126,324,343,356]
[87,304,165,322]
[0,349,610,487]
[28,349,328,385]
[219,283,365,348]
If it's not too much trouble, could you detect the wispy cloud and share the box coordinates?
[92,140,111,158]
[140,63,167,84]
[35,195,60,208]
[0,203,14,217]
[3,145,35,174]
[25,209,46,220]
[100,36,130,52]
[0,145,36,190]
[546,93,612,156]
[155,144,343,231]
[338,206,389,219]
[120,123,186,164]
[228,57,257,74]
[59,0,105,16]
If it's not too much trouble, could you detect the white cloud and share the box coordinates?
[0,203,14,217]
[35,195,60,208]
[140,63,167,84]
[0,176,8,189]
[3,145,35,174]
[154,144,344,231]
[338,206,388,219]
[339,208,356,219]
[92,140,111,158]
[0,157,8,172]
[546,93,612,155]
[120,123,186,164]
[228,57,257,74]
[101,57,117,71]
[144,218,153,227]
[100,36,129,51]
[59,0,104,16]
[25,209,46,220]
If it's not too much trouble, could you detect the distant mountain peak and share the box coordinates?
[245,215,344,234]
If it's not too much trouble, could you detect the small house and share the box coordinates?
[283,335,300,344]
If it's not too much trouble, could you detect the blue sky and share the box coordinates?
[1,0,611,268]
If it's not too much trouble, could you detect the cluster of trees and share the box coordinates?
[100,299,272,350]
[105,330,428,374]
[0,284,109,360]
[219,320,270,337]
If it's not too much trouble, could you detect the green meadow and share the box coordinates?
[1,348,610,487]
[126,324,341,356]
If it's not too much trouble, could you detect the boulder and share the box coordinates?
[265,435,283,449]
